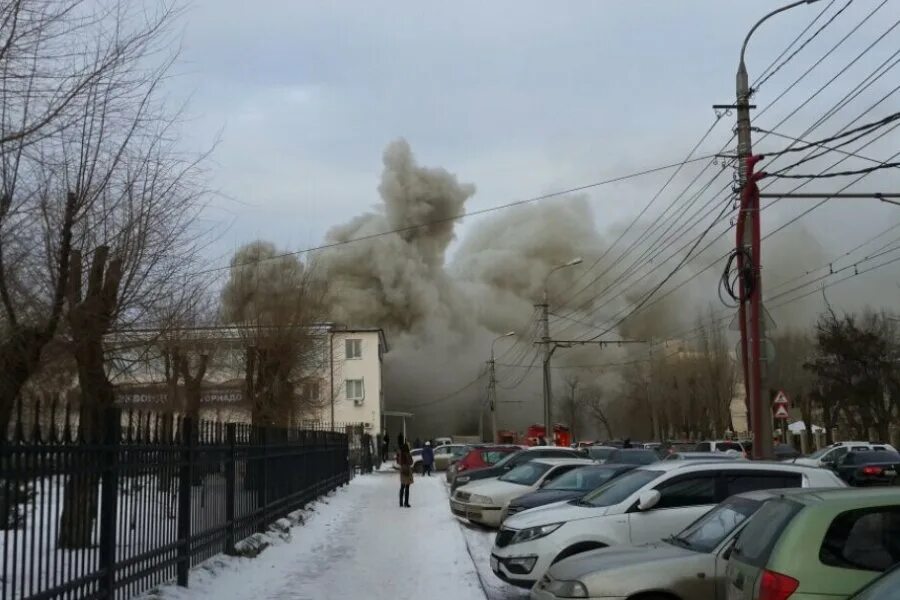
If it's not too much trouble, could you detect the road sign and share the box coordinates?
[774,404,790,419]
[773,390,789,406]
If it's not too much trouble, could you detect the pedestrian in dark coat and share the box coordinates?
[397,433,404,453]
[421,441,435,476]
[398,443,413,507]
[382,432,390,462]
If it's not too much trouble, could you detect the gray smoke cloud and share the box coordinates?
[314,138,842,438]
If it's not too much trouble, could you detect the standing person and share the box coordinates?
[382,431,390,462]
[397,432,404,454]
[398,442,413,507]
[538,436,547,446]
[623,437,633,449]
[422,441,434,476]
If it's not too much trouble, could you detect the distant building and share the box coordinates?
[107,324,388,435]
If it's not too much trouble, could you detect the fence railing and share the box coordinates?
[0,404,352,600]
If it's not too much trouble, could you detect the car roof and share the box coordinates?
[674,452,740,458]
[761,486,900,507]
[530,457,595,466]
[522,446,576,452]
[633,460,825,474]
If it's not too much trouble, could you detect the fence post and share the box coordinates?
[176,417,194,587]
[256,425,268,532]
[225,424,236,555]
[98,407,121,599]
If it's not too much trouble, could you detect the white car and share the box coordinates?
[792,440,898,468]
[490,460,845,588]
[450,458,594,528]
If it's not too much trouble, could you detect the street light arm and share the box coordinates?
[740,0,821,68]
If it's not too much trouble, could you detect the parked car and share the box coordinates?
[695,440,748,455]
[793,441,898,468]
[725,487,900,600]
[830,449,900,486]
[847,563,900,600]
[506,464,636,519]
[604,448,661,465]
[450,446,585,491]
[667,441,697,453]
[450,458,594,528]
[490,461,845,588]
[433,443,470,471]
[452,444,521,478]
[665,451,744,461]
[434,436,453,447]
[584,445,618,463]
[532,489,785,600]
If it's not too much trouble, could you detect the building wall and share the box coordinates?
[322,330,384,437]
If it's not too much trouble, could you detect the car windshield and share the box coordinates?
[672,497,762,553]
[499,462,553,485]
[545,467,622,491]
[580,469,663,507]
[493,450,523,469]
[807,446,835,459]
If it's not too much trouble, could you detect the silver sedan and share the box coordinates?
[530,490,774,600]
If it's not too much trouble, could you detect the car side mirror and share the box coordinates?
[637,490,661,511]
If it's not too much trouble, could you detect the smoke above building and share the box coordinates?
[313,138,830,436]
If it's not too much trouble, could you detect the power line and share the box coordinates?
[194,154,722,276]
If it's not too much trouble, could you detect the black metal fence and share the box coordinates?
[0,403,352,600]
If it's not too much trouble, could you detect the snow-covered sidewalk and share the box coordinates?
[147,472,487,600]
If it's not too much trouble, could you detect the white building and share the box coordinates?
[107,325,389,436]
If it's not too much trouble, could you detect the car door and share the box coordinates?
[627,473,718,544]
[433,446,452,470]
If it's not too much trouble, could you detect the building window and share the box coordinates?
[345,338,362,359]
[303,380,320,401]
[346,379,364,402]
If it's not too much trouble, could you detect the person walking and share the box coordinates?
[382,431,390,463]
[421,441,434,477]
[398,442,413,507]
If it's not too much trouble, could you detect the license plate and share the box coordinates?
[490,556,499,572]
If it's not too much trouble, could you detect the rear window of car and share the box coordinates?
[722,472,802,496]
[587,447,615,461]
[819,507,900,572]
[694,443,711,452]
[733,499,803,568]
[716,442,744,453]
[481,449,515,464]
[847,451,900,464]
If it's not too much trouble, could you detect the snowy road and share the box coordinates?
[148,471,488,600]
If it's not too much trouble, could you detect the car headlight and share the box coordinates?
[546,579,588,598]
[469,494,493,505]
[510,522,563,544]
[456,475,471,483]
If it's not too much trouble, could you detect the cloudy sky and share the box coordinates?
[171,0,900,326]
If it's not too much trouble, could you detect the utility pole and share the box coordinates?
[724,0,822,459]
[489,331,515,443]
[539,258,583,438]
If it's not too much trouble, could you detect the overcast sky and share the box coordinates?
[171,0,900,323]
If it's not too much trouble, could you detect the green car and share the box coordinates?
[847,564,900,600]
[725,488,900,600]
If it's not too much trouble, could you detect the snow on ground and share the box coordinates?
[456,521,530,600]
[144,472,486,600]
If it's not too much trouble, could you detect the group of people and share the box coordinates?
[384,431,437,508]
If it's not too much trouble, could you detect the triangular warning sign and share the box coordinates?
[773,390,789,405]
[774,405,790,419]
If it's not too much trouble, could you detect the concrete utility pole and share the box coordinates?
[540,258,583,436]
[488,331,516,443]
[732,0,821,460]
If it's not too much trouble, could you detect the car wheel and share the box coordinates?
[552,543,607,565]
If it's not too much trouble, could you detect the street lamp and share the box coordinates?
[540,257,583,441]
[488,331,516,442]
[735,0,822,461]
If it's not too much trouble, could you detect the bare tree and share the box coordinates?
[576,384,613,440]
[221,241,329,427]
[0,0,187,434]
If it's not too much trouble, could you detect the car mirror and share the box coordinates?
[637,490,661,511]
